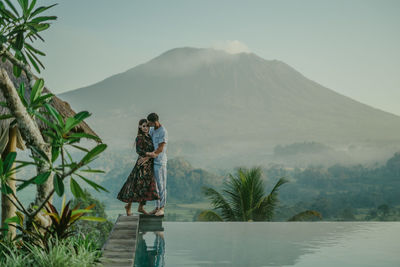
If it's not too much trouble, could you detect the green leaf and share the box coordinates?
[71,209,93,216]
[33,171,51,184]
[27,0,37,15]
[44,103,63,126]
[13,64,22,78]
[80,144,107,164]
[76,173,109,193]
[0,114,13,120]
[80,169,105,174]
[70,178,84,198]
[64,117,78,133]
[15,32,24,50]
[64,111,91,133]
[68,133,100,142]
[4,0,19,17]
[53,174,64,197]
[4,152,16,173]
[30,78,44,103]
[34,112,59,132]
[17,0,28,15]
[1,182,13,194]
[0,6,17,20]
[24,42,46,56]
[26,51,40,73]
[30,146,50,162]
[13,160,34,171]
[74,111,91,122]
[0,34,7,44]
[70,144,89,153]
[16,176,35,191]
[0,159,3,176]
[51,146,60,163]
[33,23,50,32]
[25,46,45,69]
[79,216,106,222]
[35,93,53,104]
[29,4,57,19]
[30,16,57,23]
[17,83,28,107]
[4,215,21,225]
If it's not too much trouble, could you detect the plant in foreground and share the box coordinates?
[199,167,322,222]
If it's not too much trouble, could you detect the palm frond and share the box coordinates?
[197,210,223,221]
[288,210,322,221]
[202,187,236,221]
[253,177,288,221]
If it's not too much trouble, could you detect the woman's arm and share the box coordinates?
[135,136,147,157]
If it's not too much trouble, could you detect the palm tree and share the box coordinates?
[198,167,288,221]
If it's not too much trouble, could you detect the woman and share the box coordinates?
[117,119,159,215]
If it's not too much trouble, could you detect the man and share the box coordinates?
[146,113,168,216]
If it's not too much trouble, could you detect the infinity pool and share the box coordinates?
[134,222,400,267]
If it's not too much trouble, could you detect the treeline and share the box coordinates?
[101,157,224,203]
[266,152,400,220]
[97,151,400,221]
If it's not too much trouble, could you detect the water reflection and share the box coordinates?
[134,231,165,267]
[133,222,400,266]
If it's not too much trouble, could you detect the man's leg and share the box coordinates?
[160,164,167,207]
[155,164,167,216]
[154,164,163,208]
[160,165,167,207]
[149,164,162,215]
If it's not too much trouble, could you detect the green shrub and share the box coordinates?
[0,234,101,267]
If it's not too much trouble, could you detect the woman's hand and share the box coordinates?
[137,157,150,166]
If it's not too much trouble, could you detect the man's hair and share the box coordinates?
[147,113,159,122]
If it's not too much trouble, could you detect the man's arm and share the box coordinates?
[147,142,166,158]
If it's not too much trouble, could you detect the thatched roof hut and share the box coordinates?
[0,60,99,151]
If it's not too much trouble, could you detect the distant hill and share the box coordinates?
[60,47,400,167]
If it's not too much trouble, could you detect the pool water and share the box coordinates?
[134,222,400,267]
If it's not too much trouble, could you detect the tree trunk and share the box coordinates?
[1,127,17,239]
[0,68,53,223]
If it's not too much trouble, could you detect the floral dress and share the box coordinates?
[117,134,159,204]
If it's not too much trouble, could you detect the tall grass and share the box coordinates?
[0,234,101,267]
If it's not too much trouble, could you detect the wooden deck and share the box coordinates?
[100,214,139,267]
[99,214,164,267]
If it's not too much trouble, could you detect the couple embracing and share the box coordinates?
[117,113,168,217]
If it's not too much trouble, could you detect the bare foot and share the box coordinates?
[125,204,132,216]
[138,207,149,215]
[155,207,164,216]
[149,208,159,215]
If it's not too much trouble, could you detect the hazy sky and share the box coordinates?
[32,0,400,115]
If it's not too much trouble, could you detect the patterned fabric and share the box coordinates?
[117,134,159,203]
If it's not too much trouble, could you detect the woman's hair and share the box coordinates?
[137,119,148,135]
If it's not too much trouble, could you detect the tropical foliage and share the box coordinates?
[70,189,113,248]
[0,0,108,237]
[0,234,101,267]
[0,2,108,264]
[198,167,288,221]
[0,0,57,75]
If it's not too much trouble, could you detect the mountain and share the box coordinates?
[60,47,400,167]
